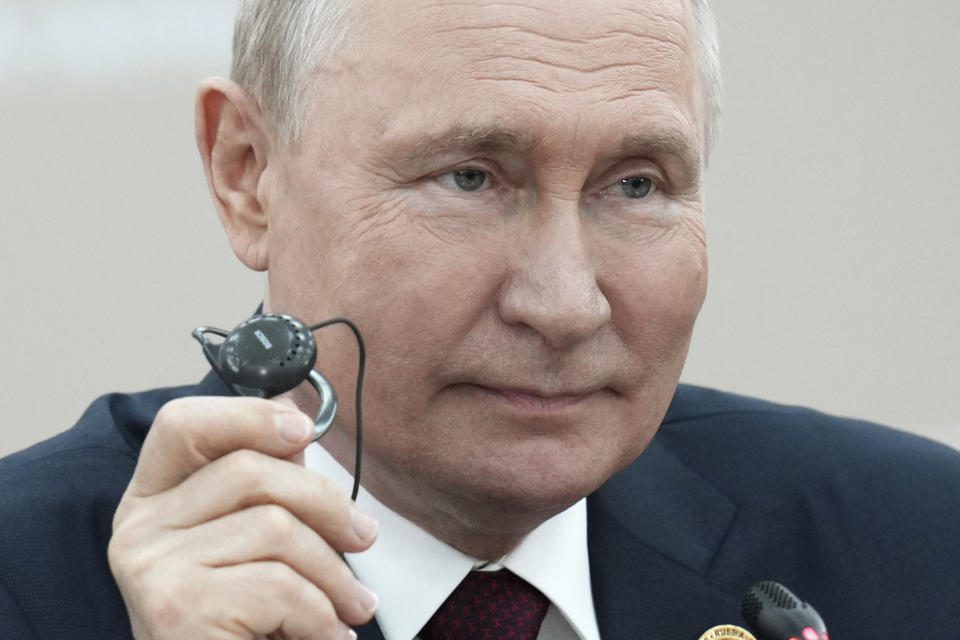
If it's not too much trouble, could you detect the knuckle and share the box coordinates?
[257,504,297,541]
[223,448,268,479]
[111,498,134,533]
[152,398,190,431]
[307,591,340,635]
[117,560,197,635]
[139,589,186,632]
[150,400,200,455]
[108,536,158,586]
[226,451,287,505]
[106,530,132,571]
[107,513,131,549]
[107,524,154,582]
[261,561,304,599]
[258,563,340,634]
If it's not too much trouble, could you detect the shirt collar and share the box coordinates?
[305,442,600,640]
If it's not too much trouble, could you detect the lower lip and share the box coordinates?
[473,386,596,413]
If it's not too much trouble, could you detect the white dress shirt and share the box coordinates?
[306,443,602,640]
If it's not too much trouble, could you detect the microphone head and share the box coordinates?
[740,581,828,640]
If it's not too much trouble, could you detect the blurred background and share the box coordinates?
[1,0,957,457]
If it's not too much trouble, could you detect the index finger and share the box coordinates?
[127,396,315,497]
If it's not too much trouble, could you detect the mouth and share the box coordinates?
[465,383,605,413]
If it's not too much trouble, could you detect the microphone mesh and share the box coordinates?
[757,580,799,609]
[740,591,763,626]
[741,580,802,627]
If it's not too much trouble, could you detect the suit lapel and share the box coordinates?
[588,438,742,639]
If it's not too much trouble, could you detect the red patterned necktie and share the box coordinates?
[419,569,550,640]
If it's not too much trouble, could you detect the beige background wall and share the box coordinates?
[1,1,957,457]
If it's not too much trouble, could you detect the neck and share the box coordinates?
[423,523,530,562]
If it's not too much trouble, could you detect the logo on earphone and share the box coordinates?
[253,329,274,350]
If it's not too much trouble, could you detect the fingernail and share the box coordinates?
[356,580,379,614]
[274,411,312,443]
[351,507,379,542]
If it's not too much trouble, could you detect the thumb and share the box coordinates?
[126,396,314,498]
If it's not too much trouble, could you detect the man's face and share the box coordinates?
[264,0,707,536]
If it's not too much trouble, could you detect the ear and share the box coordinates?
[195,77,274,271]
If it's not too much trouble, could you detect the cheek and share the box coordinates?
[341,203,504,330]
[606,232,708,363]
[331,218,504,387]
[331,234,507,463]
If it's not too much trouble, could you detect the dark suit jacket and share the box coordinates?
[2,372,959,639]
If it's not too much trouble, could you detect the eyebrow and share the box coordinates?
[617,130,703,185]
[385,125,542,164]
[383,124,702,183]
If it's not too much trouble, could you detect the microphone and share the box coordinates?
[740,581,829,640]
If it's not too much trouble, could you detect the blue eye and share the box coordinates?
[439,169,490,192]
[453,169,488,191]
[619,176,654,199]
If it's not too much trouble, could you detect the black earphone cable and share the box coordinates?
[309,317,366,502]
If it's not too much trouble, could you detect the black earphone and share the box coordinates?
[193,313,366,500]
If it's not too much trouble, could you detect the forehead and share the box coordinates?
[317,0,703,159]
[357,0,694,51]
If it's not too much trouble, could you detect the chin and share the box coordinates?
[430,433,645,524]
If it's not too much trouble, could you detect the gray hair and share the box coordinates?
[691,0,722,155]
[232,0,721,153]
[231,0,355,147]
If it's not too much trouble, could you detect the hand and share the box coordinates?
[108,396,379,640]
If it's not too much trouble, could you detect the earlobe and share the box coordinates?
[195,77,273,271]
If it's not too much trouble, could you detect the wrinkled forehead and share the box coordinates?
[341,0,698,85]
[311,0,703,162]
[357,0,694,38]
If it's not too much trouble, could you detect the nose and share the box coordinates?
[498,205,611,350]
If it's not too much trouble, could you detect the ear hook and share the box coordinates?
[306,369,338,439]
